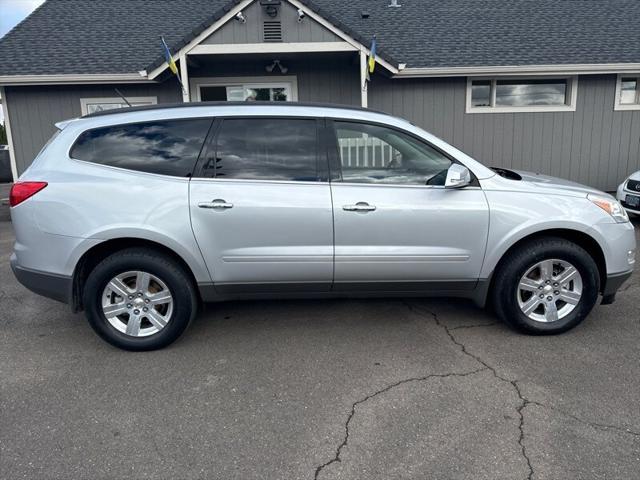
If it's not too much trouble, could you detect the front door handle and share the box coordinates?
[343,202,376,212]
[198,199,233,210]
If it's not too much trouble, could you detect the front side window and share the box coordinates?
[70,118,212,177]
[207,118,319,181]
[332,121,452,186]
[467,77,576,112]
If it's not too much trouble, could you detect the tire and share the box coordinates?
[83,248,198,351]
[491,237,600,335]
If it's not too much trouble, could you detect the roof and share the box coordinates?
[1,0,639,77]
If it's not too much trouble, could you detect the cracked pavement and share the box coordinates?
[1,217,639,479]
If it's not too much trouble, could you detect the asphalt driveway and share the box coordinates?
[1,217,639,479]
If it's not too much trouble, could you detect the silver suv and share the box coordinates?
[9,103,636,350]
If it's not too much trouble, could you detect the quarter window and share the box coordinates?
[70,119,212,177]
[467,77,577,113]
[332,121,452,186]
[206,118,319,181]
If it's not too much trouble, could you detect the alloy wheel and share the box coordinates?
[101,270,173,337]
[516,259,583,323]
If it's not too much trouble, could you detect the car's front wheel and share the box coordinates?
[83,248,198,350]
[491,237,600,334]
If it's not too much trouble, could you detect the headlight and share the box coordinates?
[587,194,629,223]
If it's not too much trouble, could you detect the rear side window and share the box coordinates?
[70,119,212,177]
[204,118,319,181]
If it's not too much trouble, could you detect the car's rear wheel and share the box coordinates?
[491,237,600,334]
[83,248,197,350]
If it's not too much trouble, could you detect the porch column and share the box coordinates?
[359,49,368,108]
[180,53,190,102]
[0,86,18,181]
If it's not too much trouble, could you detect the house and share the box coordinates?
[0,0,639,191]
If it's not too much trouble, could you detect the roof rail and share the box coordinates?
[82,101,387,118]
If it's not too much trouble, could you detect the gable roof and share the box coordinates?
[0,0,639,79]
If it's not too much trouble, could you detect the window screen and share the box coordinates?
[70,119,212,177]
[207,118,318,181]
[333,121,452,186]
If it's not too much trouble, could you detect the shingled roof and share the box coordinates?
[0,0,639,77]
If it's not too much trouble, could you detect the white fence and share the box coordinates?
[338,137,396,168]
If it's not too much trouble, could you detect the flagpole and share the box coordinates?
[161,36,187,98]
[360,50,368,108]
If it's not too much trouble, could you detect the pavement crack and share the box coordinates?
[449,322,498,330]
[526,400,640,438]
[404,302,534,480]
[313,367,487,480]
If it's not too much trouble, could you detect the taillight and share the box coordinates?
[9,182,48,207]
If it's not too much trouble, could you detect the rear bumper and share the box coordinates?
[601,269,633,305]
[10,253,72,304]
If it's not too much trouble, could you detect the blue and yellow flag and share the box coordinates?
[368,37,377,74]
[161,36,185,95]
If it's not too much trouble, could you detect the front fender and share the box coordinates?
[480,191,614,278]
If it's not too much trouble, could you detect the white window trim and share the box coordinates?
[465,76,578,114]
[614,73,640,111]
[79,96,158,115]
[190,76,298,102]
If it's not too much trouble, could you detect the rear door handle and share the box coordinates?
[343,202,376,212]
[198,199,233,210]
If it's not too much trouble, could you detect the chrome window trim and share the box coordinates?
[189,177,330,186]
[189,176,481,189]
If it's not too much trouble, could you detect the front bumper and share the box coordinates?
[10,253,72,304]
[601,269,633,305]
[616,185,640,215]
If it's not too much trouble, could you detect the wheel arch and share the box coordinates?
[71,238,202,312]
[485,228,607,304]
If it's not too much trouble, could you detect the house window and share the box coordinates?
[80,96,157,115]
[615,75,640,110]
[192,76,298,102]
[466,77,577,113]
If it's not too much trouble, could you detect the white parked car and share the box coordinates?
[616,171,640,216]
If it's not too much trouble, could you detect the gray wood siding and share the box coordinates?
[6,83,181,174]
[203,1,341,44]
[190,54,360,105]
[369,74,640,192]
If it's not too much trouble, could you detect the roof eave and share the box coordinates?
[0,73,153,86]
[394,63,640,78]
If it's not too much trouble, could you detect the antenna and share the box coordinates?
[114,88,132,107]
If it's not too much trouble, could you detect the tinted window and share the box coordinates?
[333,121,452,186]
[207,118,318,181]
[70,119,212,177]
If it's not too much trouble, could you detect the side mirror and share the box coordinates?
[444,164,472,189]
